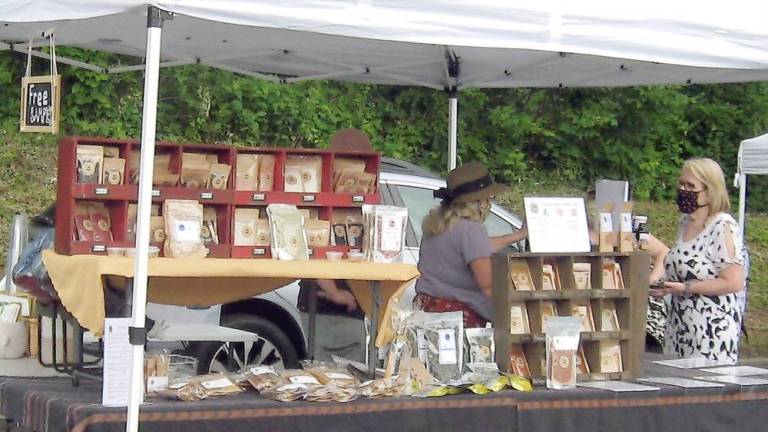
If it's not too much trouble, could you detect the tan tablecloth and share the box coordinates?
[42,250,419,346]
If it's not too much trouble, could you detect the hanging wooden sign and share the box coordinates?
[20,74,61,133]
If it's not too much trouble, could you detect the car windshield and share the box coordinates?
[394,184,517,245]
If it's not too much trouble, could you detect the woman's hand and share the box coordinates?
[649,281,685,297]
[318,288,358,311]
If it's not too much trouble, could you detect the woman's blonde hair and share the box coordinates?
[422,198,490,239]
[682,157,730,216]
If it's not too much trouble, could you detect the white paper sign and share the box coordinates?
[694,375,768,386]
[654,357,733,369]
[524,197,591,253]
[577,381,660,392]
[102,318,134,407]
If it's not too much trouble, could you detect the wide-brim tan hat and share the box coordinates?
[434,161,510,204]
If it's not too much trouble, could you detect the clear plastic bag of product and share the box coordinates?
[465,327,495,365]
[266,204,309,260]
[244,365,282,392]
[423,312,464,384]
[543,316,582,390]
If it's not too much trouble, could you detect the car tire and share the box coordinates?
[194,314,300,374]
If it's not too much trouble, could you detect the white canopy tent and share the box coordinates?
[736,133,768,239]
[4,2,768,431]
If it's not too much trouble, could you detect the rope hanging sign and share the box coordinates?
[20,35,61,133]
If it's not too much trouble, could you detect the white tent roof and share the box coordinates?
[3,1,768,89]
[739,133,768,175]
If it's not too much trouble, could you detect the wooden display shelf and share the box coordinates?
[493,251,649,382]
[55,136,381,258]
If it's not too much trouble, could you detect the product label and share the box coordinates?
[438,329,457,365]
[201,377,234,390]
[250,366,276,376]
[620,213,632,232]
[600,213,613,232]
[288,375,320,385]
[174,220,201,242]
[379,215,403,252]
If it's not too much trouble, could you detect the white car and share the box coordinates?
[149,158,525,373]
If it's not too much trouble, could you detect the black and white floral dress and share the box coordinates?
[663,212,744,363]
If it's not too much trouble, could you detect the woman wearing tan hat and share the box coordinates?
[414,161,527,327]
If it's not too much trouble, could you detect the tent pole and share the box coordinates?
[126,6,168,432]
[448,87,458,170]
[738,173,747,241]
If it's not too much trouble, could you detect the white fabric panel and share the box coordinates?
[738,134,768,175]
[2,1,768,88]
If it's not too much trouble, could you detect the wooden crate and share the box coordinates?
[493,251,649,383]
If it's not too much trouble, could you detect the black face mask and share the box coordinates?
[676,189,706,214]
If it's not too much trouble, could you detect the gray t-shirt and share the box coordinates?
[415,219,493,320]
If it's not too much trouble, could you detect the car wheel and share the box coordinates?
[194,314,300,374]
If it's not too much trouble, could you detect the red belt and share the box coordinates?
[413,293,489,328]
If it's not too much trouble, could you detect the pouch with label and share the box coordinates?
[102,158,125,185]
[207,163,231,190]
[234,208,260,246]
[163,199,207,258]
[76,145,103,184]
[236,154,259,191]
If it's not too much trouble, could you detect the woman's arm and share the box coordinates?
[316,279,358,311]
[646,233,669,284]
[489,226,528,252]
[469,257,493,298]
[655,227,744,297]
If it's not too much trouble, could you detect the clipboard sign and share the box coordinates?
[523,197,591,253]
[20,74,61,133]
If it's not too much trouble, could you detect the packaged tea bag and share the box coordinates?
[234,208,260,246]
[254,219,271,247]
[102,158,126,185]
[509,344,531,378]
[89,203,113,242]
[258,154,275,191]
[618,203,634,253]
[128,150,141,184]
[364,205,408,263]
[150,216,166,244]
[543,316,582,389]
[300,156,322,193]
[570,303,595,332]
[180,156,211,189]
[576,346,590,375]
[236,154,259,191]
[201,207,219,245]
[356,172,377,194]
[163,199,207,258]
[509,302,530,334]
[245,365,282,393]
[304,219,330,247]
[73,204,95,241]
[76,145,103,183]
[573,262,592,290]
[333,157,366,186]
[152,153,179,186]
[266,204,309,260]
[423,312,464,384]
[332,223,348,246]
[207,163,231,190]
[509,260,534,291]
[283,163,303,192]
[600,300,621,332]
[599,340,623,373]
[465,327,495,365]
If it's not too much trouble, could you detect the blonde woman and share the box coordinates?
[414,161,527,327]
[652,158,745,363]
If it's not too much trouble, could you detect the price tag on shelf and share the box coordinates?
[352,195,364,203]
[200,192,213,200]
[92,244,106,252]
[252,193,265,202]
[302,195,316,202]
[252,248,266,256]
[95,187,108,196]
[151,189,161,197]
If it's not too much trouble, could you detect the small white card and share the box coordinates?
[654,358,734,369]
[201,377,234,390]
[289,375,320,385]
[250,366,276,376]
[637,377,725,388]
[699,366,768,376]
[694,375,768,386]
[577,381,660,392]
[101,318,134,407]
